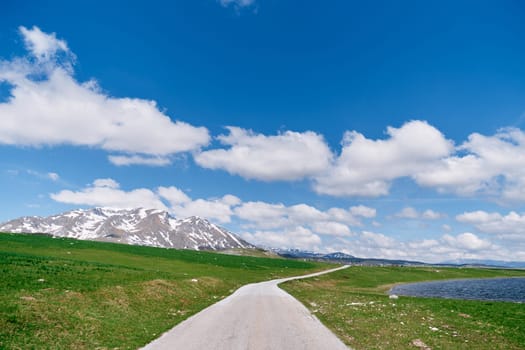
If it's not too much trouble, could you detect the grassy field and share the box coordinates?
[0,232,326,349]
[281,266,525,350]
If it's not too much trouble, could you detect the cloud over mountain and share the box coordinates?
[51,178,377,250]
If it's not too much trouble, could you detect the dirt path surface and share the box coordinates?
[142,265,350,350]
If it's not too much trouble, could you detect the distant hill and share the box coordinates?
[273,248,427,266]
[0,207,254,251]
[440,259,525,269]
[274,249,525,268]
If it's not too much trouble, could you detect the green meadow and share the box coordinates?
[3,232,525,350]
[282,266,525,350]
[0,232,325,349]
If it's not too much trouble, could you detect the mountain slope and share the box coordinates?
[0,207,253,251]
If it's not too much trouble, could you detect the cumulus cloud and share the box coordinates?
[422,209,445,220]
[313,120,453,197]
[361,231,396,248]
[456,210,525,240]
[394,207,419,219]
[234,201,374,235]
[233,201,287,228]
[93,178,119,188]
[19,25,71,63]
[350,205,377,218]
[408,239,440,249]
[163,192,241,223]
[49,178,525,261]
[394,207,445,220]
[326,230,511,263]
[157,186,192,205]
[442,232,492,251]
[51,178,168,210]
[310,221,352,236]
[0,26,209,164]
[414,128,525,201]
[241,226,322,251]
[51,179,240,223]
[108,155,172,167]
[51,177,375,234]
[193,121,525,203]
[195,127,333,181]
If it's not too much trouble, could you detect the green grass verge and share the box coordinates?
[281,266,525,350]
[0,232,326,349]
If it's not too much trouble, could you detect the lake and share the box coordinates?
[389,277,525,303]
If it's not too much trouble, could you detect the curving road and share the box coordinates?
[142,265,350,350]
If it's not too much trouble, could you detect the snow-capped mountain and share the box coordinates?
[0,207,254,251]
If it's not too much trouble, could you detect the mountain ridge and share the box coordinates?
[0,207,253,251]
[273,248,525,268]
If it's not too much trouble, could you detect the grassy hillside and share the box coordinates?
[0,232,325,349]
[281,266,525,350]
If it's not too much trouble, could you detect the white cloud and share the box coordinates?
[350,205,377,218]
[414,155,489,194]
[313,120,453,197]
[393,206,445,220]
[234,201,287,228]
[241,226,322,251]
[52,176,375,235]
[456,210,525,240]
[422,209,444,220]
[51,180,241,224]
[234,200,374,236]
[108,155,171,167]
[361,231,397,248]
[25,169,61,182]
[19,26,70,63]
[328,230,512,263]
[157,186,191,205]
[47,172,60,181]
[51,179,168,210]
[0,26,209,164]
[408,239,440,249]
[442,232,492,251]
[288,204,327,223]
[193,122,525,203]
[322,205,376,226]
[195,127,333,181]
[395,207,419,219]
[49,178,525,262]
[456,210,502,224]
[414,128,525,201]
[170,196,240,224]
[93,178,119,188]
[442,224,452,232]
[310,221,352,236]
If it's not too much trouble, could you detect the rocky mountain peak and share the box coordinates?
[0,208,254,251]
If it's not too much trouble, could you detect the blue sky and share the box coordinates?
[1,0,525,262]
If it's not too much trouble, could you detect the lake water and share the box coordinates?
[389,277,525,303]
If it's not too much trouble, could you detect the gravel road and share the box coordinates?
[142,265,350,350]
